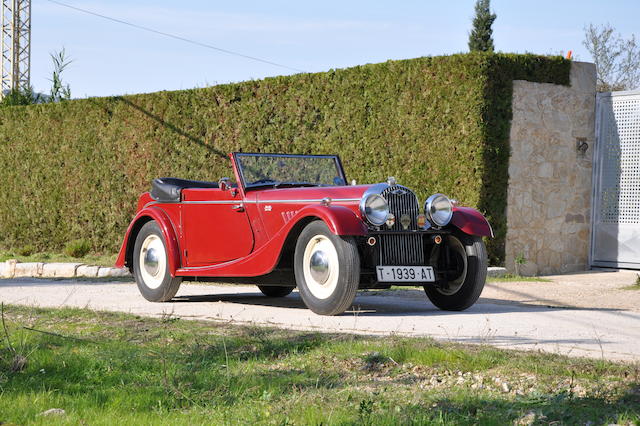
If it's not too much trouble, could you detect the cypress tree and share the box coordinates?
[468,0,497,52]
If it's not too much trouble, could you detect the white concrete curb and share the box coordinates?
[0,259,131,279]
[487,267,507,277]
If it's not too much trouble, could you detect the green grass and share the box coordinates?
[622,274,640,291]
[0,251,117,267]
[1,305,638,425]
[487,273,551,283]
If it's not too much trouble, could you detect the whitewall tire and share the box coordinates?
[294,221,360,315]
[133,221,182,302]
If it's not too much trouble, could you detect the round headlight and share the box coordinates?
[424,194,453,227]
[360,194,389,226]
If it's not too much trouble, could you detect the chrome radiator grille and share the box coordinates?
[381,185,421,231]
[378,185,425,266]
[379,234,425,265]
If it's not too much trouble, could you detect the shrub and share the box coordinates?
[64,239,91,258]
[16,245,35,257]
[0,53,569,264]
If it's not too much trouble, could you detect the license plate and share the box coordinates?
[376,266,435,283]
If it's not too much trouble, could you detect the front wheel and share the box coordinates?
[424,232,487,311]
[294,221,360,315]
[133,221,182,302]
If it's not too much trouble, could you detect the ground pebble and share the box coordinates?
[38,408,66,417]
[501,382,510,393]
[514,411,537,426]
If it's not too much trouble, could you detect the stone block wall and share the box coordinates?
[505,62,596,275]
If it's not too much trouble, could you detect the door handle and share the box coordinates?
[232,203,245,212]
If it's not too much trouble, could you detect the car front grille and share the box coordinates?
[378,185,425,265]
[381,185,421,231]
[378,234,425,265]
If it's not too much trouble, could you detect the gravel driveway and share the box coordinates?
[1,269,639,361]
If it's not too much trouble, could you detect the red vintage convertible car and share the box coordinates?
[116,153,492,315]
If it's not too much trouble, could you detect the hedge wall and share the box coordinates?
[0,53,570,264]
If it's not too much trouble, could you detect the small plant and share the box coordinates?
[363,351,389,365]
[49,48,72,102]
[64,239,91,258]
[358,399,375,425]
[623,274,640,290]
[1,303,29,373]
[514,253,526,276]
[0,86,42,107]
[16,245,35,257]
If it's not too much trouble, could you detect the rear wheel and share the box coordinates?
[294,221,360,315]
[424,232,487,311]
[257,286,294,297]
[133,221,182,302]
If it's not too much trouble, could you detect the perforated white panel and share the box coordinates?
[592,90,640,267]
[598,96,640,223]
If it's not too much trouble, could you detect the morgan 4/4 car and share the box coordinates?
[116,153,493,315]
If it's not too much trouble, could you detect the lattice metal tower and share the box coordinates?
[1,0,31,98]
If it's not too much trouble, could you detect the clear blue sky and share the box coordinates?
[31,0,640,97]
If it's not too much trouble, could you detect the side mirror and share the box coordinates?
[218,177,230,191]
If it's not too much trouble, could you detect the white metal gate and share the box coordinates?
[591,90,640,269]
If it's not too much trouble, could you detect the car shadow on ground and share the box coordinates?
[170,289,630,317]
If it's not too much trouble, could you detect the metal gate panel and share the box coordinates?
[591,90,640,268]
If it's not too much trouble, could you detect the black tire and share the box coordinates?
[133,221,182,302]
[294,220,360,315]
[257,285,294,297]
[424,232,487,311]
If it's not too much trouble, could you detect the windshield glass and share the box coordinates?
[236,153,346,189]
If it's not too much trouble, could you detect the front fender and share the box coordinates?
[451,207,493,238]
[115,206,181,276]
[291,204,368,236]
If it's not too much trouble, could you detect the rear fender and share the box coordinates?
[450,207,493,238]
[115,207,181,276]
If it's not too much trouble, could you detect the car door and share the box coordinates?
[181,187,254,266]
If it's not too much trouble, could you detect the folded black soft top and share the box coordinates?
[150,177,218,203]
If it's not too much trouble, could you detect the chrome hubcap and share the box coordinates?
[143,247,160,276]
[138,234,166,290]
[309,250,329,284]
[302,234,339,300]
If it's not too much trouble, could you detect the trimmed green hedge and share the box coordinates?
[0,53,570,264]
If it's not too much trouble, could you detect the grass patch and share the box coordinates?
[622,274,640,291]
[487,273,551,283]
[63,239,92,258]
[0,305,638,425]
[0,251,116,267]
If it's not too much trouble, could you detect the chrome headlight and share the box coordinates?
[424,193,453,227]
[360,193,389,227]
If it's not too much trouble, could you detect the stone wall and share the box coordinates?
[505,62,596,275]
